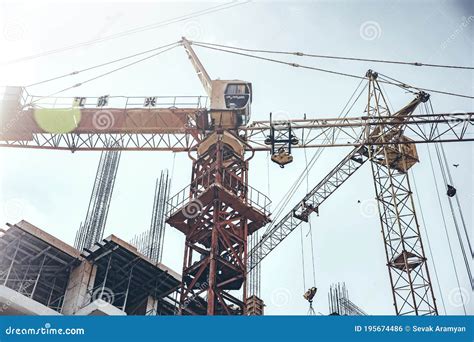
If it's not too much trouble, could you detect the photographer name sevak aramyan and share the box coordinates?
[412,326,466,334]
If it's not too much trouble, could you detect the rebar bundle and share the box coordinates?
[328,282,367,316]
[130,170,170,263]
[74,150,121,250]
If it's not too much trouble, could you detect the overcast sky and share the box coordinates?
[0,0,472,315]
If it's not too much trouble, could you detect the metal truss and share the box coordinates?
[248,80,440,315]
[247,231,261,298]
[246,112,473,150]
[367,77,437,315]
[0,131,201,152]
[248,146,369,271]
[0,91,472,152]
[166,132,271,315]
[0,112,471,151]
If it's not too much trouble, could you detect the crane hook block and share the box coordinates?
[447,185,457,197]
[271,148,293,167]
[303,287,318,303]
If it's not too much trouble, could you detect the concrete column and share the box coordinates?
[61,261,97,315]
[145,296,158,315]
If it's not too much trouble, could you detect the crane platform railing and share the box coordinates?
[21,91,209,110]
[166,169,271,219]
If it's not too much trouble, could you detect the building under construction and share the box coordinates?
[0,35,472,317]
[0,220,181,316]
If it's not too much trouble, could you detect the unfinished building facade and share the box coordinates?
[0,221,181,316]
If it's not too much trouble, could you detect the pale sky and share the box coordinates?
[0,0,472,315]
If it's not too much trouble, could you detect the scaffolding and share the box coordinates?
[130,170,170,263]
[82,235,180,315]
[74,149,121,251]
[0,221,81,314]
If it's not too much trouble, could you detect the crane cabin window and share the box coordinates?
[224,83,251,110]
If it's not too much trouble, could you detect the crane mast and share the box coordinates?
[250,72,439,315]
[366,72,437,315]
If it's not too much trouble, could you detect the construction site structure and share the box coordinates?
[247,230,263,315]
[0,39,472,316]
[74,149,121,251]
[249,74,440,315]
[328,283,367,316]
[130,170,171,263]
[166,131,271,315]
[366,73,437,315]
[0,221,181,316]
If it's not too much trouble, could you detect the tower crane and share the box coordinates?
[0,38,472,316]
